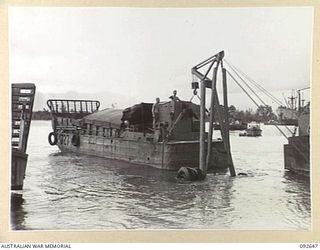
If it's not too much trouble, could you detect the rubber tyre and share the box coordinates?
[48,132,58,146]
[71,134,80,147]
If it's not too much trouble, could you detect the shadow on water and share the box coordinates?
[10,193,27,230]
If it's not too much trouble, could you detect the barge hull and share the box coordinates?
[57,133,228,171]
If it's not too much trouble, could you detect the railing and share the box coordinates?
[47,99,100,114]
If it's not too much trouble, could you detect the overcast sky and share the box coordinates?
[9,7,313,110]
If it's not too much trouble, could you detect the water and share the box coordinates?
[11,121,311,230]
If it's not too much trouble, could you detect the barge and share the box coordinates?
[11,83,36,190]
[47,99,228,171]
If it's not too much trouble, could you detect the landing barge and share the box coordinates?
[11,83,36,190]
[47,99,228,171]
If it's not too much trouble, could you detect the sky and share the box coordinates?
[9,7,313,110]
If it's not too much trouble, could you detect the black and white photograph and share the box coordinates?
[9,6,312,232]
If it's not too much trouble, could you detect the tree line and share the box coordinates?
[31,105,278,123]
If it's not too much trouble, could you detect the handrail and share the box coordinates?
[47,99,100,114]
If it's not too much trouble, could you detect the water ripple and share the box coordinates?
[10,121,311,230]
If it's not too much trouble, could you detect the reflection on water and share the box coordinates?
[10,121,311,230]
[11,193,26,230]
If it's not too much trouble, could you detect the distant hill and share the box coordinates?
[33,91,140,111]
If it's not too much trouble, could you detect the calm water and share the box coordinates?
[11,120,311,230]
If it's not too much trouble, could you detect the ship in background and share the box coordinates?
[276,89,308,126]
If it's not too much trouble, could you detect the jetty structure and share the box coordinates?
[47,51,236,180]
[11,83,36,190]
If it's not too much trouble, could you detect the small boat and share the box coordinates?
[239,122,262,137]
[11,83,36,190]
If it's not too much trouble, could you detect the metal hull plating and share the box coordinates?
[284,135,309,177]
[11,150,28,190]
[57,132,228,171]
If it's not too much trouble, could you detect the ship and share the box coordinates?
[11,83,36,190]
[277,105,298,126]
[276,90,300,126]
[46,99,228,171]
[283,97,310,176]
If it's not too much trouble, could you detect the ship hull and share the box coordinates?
[56,132,228,171]
[284,135,309,176]
[11,150,28,190]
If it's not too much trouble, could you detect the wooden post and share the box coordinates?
[222,68,236,176]
[206,66,218,170]
[199,79,206,176]
[213,89,232,175]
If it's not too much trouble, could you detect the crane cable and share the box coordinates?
[224,60,294,135]
[226,71,261,108]
[225,61,268,106]
[225,69,294,134]
[224,59,284,106]
[226,69,308,162]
